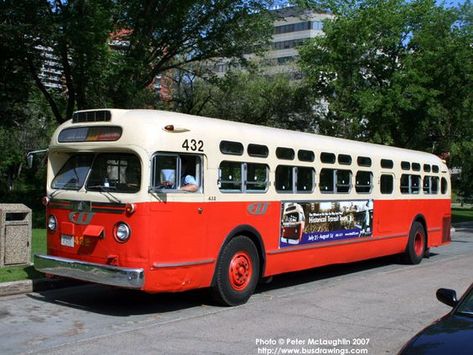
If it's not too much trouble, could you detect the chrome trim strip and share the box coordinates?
[428,227,442,233]
[268,233,407,255]
[152,258,215,269]
[34,254,144,289]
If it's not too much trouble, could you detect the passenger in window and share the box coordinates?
[180,157,199,192]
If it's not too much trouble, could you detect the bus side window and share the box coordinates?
[319,169,334,192]
[219,161,242,191]
[152,154,202,192]
[380,174,393,194]
[276,165,293,192]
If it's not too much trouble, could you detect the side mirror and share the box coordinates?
[27,153,34,169]
[26,149,48,169]
[436,288,458,308]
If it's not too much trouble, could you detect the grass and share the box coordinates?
[451,207,473,224]
[0,229,46,283]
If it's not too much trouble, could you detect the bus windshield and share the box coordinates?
[52,153,141,193]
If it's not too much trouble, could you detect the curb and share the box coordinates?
[0,278,81,297]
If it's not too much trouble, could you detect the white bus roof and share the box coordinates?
[50,108,445,168]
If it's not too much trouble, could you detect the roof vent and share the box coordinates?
[72,110,111,123]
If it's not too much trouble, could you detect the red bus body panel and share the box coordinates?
[46,198,450,293]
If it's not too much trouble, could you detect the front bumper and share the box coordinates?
[34,254,144,289]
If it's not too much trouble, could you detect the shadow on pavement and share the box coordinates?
[26,251,441,316]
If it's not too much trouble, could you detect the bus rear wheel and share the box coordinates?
[212,236,260,306]
[403,221,426,265]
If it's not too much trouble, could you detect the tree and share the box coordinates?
[167,70,316,131]
[299,0,473,154]
[4,0,275,124]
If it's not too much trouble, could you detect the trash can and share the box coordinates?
[0,204,32,267]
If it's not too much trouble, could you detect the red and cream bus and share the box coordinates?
[35,109,451,306]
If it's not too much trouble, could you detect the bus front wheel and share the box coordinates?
[212,236,260,306]
[403,221,426,265]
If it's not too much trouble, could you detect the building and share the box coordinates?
[36,45,64,90]
[211,6,333,77]
[266,6,333,76]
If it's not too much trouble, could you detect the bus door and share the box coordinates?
[150,153,207,263]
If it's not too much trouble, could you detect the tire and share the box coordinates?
[403,221,426,265]
[212,236,260,306]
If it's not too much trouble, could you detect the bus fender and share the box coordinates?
[411,214,427,236]
[409,213,428,248]
[212,224,266,285]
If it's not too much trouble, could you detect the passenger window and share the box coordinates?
[298,150,315,162]
[441,177,448,194]
[355,171,373,193]
[423,176,431,194]
[219,161,242,191]
[357,156,372,167]
[380,174,393,194]
[338,154,352,165]
[381,159,393,169]
[400,174,410,194]
[319,169,334,192]
[431,177,439,194]
[276,165,293,192]
[400,174,420,194]
[248,144,269,158]
[320,169,351,193]
[297,167,315,192]
[220,141,243,155]
[276,147,295,160]
[411,175,420,194]
[412,163,421,172]
[321,152,336,164]
[401,161,411,170]
[246,163,268,191]
[336,170,351,193]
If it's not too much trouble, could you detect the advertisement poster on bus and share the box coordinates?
[279,200,374,248]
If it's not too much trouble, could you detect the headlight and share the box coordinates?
[114,222,131,242]
[47,215,57,231]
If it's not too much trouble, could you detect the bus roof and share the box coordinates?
[51,109,445,167]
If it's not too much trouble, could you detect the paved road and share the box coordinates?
[1,224,472,355]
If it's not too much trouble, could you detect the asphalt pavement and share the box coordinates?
[0,222,472,354]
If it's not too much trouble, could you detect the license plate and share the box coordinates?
[61,235,75,248]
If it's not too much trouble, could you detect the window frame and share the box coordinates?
[151,152,203,193]
[355,171,373,194]
[219,161,269,193]
[319,168,352,194]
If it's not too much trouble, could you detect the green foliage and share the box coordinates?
[0,91,55,225]
[451,141,473,198]
[451,207,473,224]
[168,71,316,131]
[3,0,275,123]
[299,0,473,153]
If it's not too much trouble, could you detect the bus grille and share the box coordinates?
[72,110,111,123]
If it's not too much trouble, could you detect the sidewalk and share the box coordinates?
[0,277,81,297]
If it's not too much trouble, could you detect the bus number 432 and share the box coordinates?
[182,139,204,152]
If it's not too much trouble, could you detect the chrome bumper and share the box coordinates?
[34,254,144,289]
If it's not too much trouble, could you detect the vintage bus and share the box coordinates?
[35,109,451,306]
